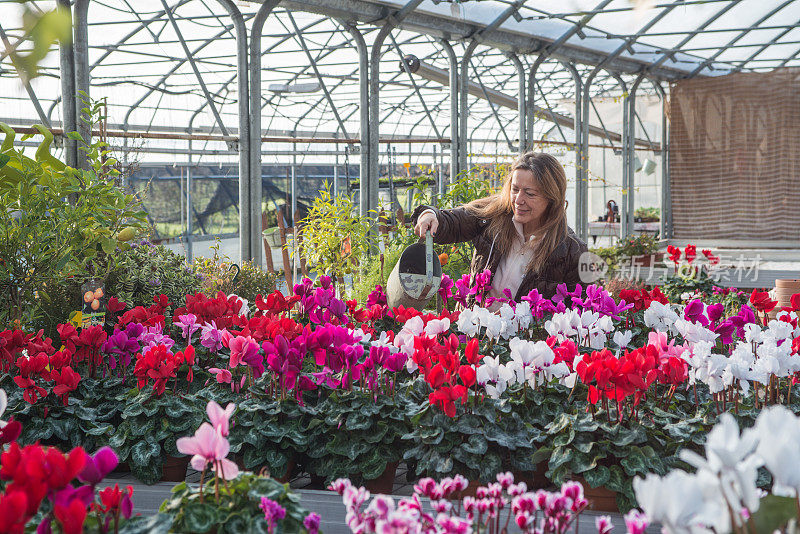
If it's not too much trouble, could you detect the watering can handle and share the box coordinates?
[421,230,434,299]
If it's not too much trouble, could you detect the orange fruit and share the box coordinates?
[83,291,94,303]
[91,299,100,310]
[438,253,449,266]
[93,288,104,299]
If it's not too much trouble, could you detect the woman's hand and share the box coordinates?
[414,210,439,238]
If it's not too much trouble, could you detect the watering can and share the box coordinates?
[387,230,442,310]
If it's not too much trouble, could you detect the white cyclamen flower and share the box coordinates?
[754,405,800,497]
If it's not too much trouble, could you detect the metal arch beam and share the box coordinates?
[57,0,77,169]
[161,0,230,139]
[439,39,458,183]
[74,0,90,167]
[577,1,683,241]
[334,21,369,216]
[248,0,281,268]
[525,0,612,152]
[460,0,523,173]
[211,0,251,265]
[286,12,351,141]
[687,0,794,77]
[368,0,426,226]
[279,0,697,80]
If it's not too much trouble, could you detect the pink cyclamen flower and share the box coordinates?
[206,400,235,437]
[208,368,233,388]
[596,515,613,534]
[496,471,514,489]
[200,322,224,352]
[176,314,200,342]
[176,422,239,480]
[227,335,259,368]
[624,509,649,534]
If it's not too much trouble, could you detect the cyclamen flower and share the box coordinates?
[175,314,200,342]
[200,322,224,352]
[175,422,238,480]
[260,497,286,533]
[624,509,649,534]
[303,513,321,534]
[206,401,235,437]
[78,446,118,485]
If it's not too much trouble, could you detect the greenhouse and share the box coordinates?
[1,0,800,532]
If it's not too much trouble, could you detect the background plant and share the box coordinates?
[0,115,146,330]
[300,185,374,284]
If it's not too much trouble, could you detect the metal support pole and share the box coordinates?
[626,73,647,239]
[291,147,297,286]
[214,0,251,264]
[561,62,582,221]
[654,82,671,239]
[458,41,478,174]
[187,134,194,262]
[612,74,630,239]
[507,53,526,154]
[339,21,370,220]
[57,0,77,169]
[74,0,90,168]
[333,149,339,198]
[250,1,281,268]
[525,55,546,153]
[439,39,459,183]
[369,0,425,227]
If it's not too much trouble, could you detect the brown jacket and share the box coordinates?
[412,205,588,301]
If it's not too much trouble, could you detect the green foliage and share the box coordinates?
[301,185,374,280]
[303,388,413,486]
[616,234,659,258]
[0,116,146,329]
[661,266,716,302]
[402,381,536,484]
[105,241,202,310]
[194,240,277,303]
[158,473,313,534]
[634,206,660,221]
[352,244,405,304]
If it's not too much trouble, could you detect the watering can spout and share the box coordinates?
[386,230,442,311]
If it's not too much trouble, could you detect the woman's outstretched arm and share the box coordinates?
[410,205,487,245]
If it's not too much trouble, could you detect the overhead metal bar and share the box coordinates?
[279,0,703,80]
[459,0,523,171]
[686,0,794,77]
[161,0,230,139]
[392,34,441,140]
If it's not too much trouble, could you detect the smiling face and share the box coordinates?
[509,169,549,232]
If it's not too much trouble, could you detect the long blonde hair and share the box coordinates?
[465,152,568,273]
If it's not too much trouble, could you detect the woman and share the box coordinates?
[412,152,587,307]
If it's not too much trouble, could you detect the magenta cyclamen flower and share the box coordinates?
[367,284,388,308]
[260,497,286,534]
[438,275,454,303]
[683,299,709,326]
[596,515,614,534]
[303,513,321,534]
[453,274,472,307]
[78,446,118,485]
[102,329,140,370]
[226,335,259,368]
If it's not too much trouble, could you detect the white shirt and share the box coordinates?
[486,219,534,310]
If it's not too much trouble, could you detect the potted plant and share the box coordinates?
[109,343,203,484]
[616,234,661,267]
